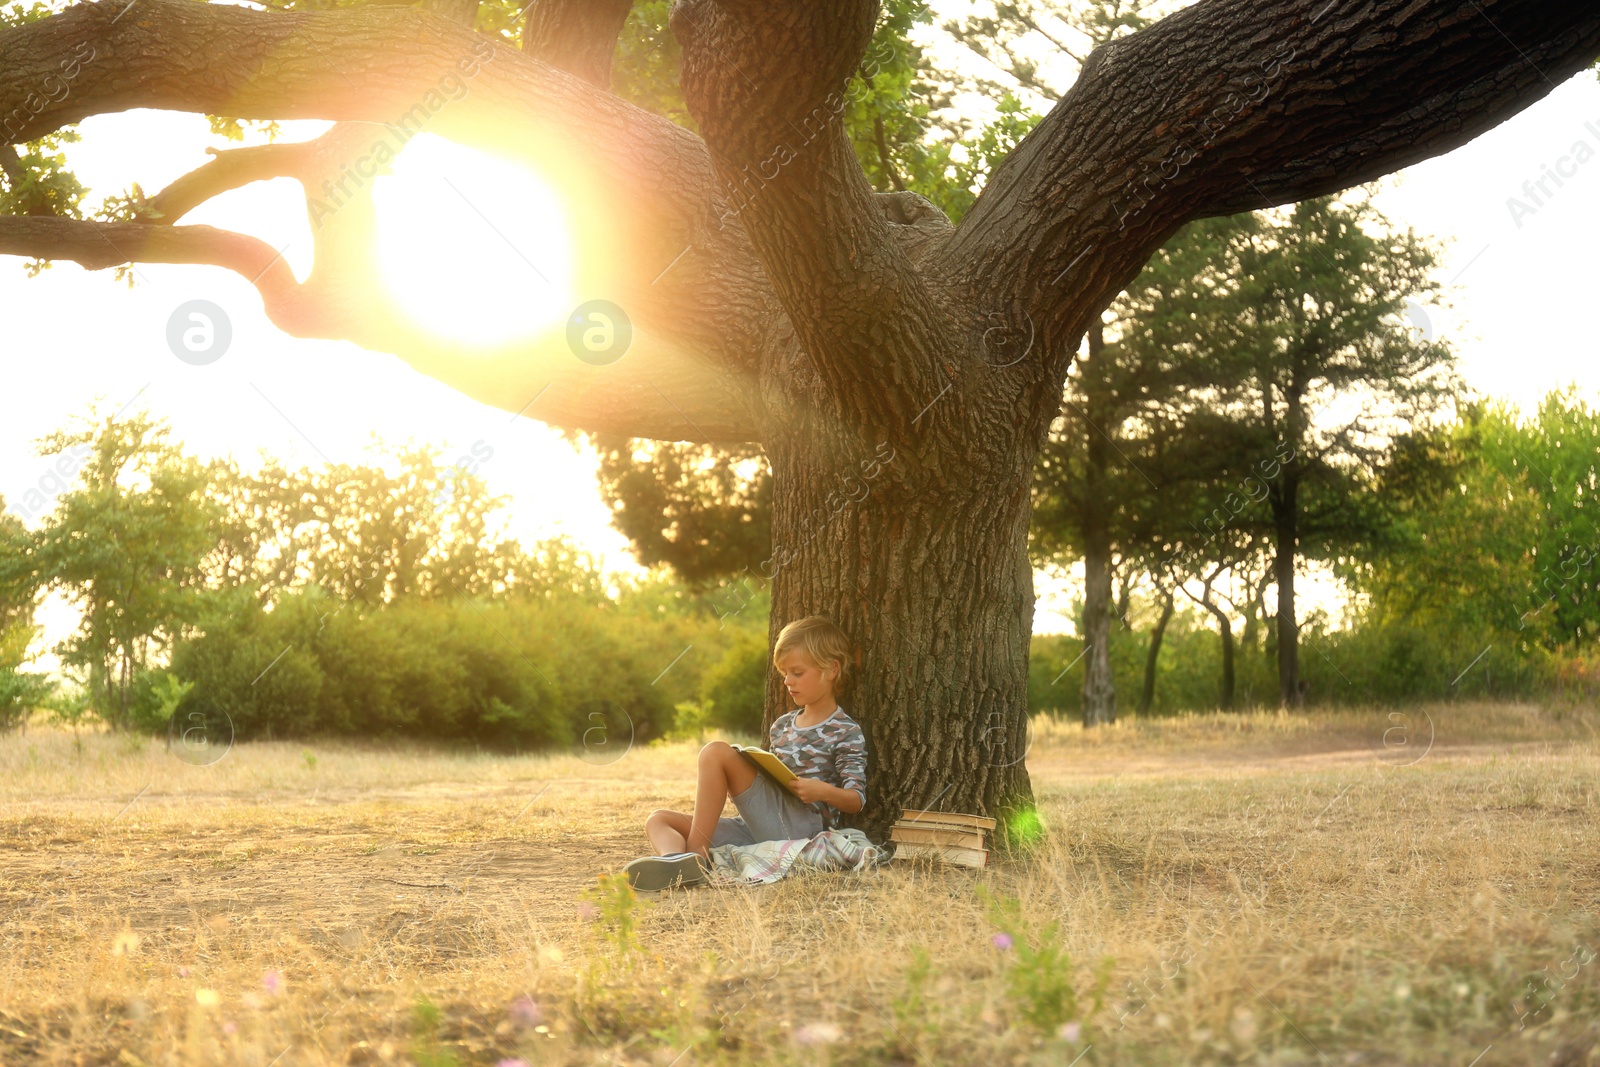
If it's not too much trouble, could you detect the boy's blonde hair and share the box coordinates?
[772,616,855,698]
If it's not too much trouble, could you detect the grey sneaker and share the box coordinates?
[623,852,711,891]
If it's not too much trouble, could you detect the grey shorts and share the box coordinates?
[710,772,825,847]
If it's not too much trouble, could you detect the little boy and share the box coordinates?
[624,615,868,891]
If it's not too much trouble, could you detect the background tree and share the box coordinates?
[1493,392,1600,649]
[583,435,772,587]
[3,0,1595,837]
[1196,194,1460,706]
[203,443,557,608]
[27,410,216,729]
[1169,532,1272,710]
[1031,203,1246,725]
[0,498,51,730]
[1349,392,1600,665]
[1034,191,1460,717]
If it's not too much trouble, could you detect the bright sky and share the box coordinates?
[3,25,1598,652]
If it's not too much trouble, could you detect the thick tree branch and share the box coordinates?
[0,214,302,294]
[0,209,759,442]
[137,124,375,223]
[672,0,974,469]
[521,0,633,88]
[0,0,771,441]
[945,0,1600,394]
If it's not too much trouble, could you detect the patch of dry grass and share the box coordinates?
[2,703,1598,1066]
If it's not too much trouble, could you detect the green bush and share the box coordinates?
[160,583,767,749]
[126,668,194,735]
[0,620,51,732]
[0,666,51,732]
[1026,601,1558,717]
[699,628,770,736]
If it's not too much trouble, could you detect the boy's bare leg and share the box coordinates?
[645,809,691,855]
[685,741,758,858]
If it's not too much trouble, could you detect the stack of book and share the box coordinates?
[889,808,997,868]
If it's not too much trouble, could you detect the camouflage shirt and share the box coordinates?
[768,706,868,829]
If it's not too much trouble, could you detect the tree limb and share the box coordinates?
[0,213,302,295]
[944,0,1600,384]
[0,0,772,441]
[0,212,759,443]
[139,124,375,224]
[521,0,633,88]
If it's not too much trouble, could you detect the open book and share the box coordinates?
[731,744,798,788]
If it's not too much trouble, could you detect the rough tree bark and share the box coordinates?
[4,0,1598,843]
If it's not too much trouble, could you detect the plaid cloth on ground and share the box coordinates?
[707,827,886,886]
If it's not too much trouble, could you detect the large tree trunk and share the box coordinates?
[1137,588,1174,715]
[761,427,1037,843]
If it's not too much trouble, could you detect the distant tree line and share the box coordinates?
[0,414,770,743]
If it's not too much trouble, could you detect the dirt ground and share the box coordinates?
[2,734,1515,949]
[3,706,1598,1066]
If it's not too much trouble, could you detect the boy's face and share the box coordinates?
[776,651,837,708]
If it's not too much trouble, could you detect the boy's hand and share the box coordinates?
[786,776,832,805]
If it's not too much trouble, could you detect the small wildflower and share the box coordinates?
[1394,983,1411,1001]
[991,932,1013,951]
[177,966,190,978]
[196,989,221,1008]
[576,902,600,921]
[495,1060,530,1067]
[1058,1021,1082,1043]
[508,995,542,1029]
[262,970,284,996]
[222,1020,238,1035]
[112,930,141,956]
[794,1022,842,1046]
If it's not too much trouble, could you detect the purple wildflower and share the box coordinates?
[508,995,543,1029]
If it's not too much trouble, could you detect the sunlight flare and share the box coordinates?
[373,134,574,346]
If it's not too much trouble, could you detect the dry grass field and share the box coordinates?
[2,703,1598,1067]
